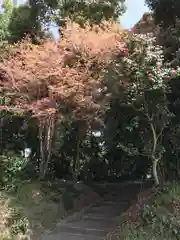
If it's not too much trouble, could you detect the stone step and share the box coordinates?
[41,183,141,240]
[54,225,107,237]
[90,206,114,212]
[82,214,116,221]
[42,232,104,240]
[85,207,120,216]
[70,219,116,230]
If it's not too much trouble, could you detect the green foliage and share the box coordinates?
[0,0,126,48]
[56,0,126,26]
[0,1,49,44]
[145,0,180,62]
[0,154,29,186]
[0,0,12,41]
[146,0,180,27]
[104,33,174,184]
[7,5,41,43]
[7,210,30,236]
[1,0,12,10]
[28,0,126,28]
[138,185,180,239]
[120,183,180,239]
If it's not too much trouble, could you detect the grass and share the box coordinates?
[111,182,180,240]
[0,180,101,239]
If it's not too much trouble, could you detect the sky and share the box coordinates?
[120,0,149,29]
[6,0,149,38]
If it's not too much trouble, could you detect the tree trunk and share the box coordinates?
[149,122,161,186]
[39,113,56,179]
[152,157,160,185]
[72,137,80,182]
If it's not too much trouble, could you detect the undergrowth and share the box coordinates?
[0,153,102,239]
[0,180,96,239]
[118,183,180,240]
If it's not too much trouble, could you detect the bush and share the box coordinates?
[0,153,29,187]
[118,183,180,240]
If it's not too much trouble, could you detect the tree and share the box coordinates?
[1,0,126,43]
[27,0,126,28]
[7,4,43,43]
[0,22,125,178]
[0,0,12,41]
[104,33,174,185]
[146,0,180,27]
[56,0,126,26]
[0,1,42,43]
[145,0,180,62]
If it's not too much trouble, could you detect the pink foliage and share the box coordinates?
[0,22,125,120]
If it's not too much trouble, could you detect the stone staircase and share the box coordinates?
[42,183,141,240]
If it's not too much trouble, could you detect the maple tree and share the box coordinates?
[0,22,125,177]
[0,23,125,115]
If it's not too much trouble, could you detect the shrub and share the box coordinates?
[0,154,29,187]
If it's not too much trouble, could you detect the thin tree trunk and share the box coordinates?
[39,120,45,178]
[72,136,80,182]
[152,157,160,185]
[39,114,56,179]
[149,122,161,185]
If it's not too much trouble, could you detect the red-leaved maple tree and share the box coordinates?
[0,21,125,177]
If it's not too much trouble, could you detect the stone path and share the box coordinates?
[42,183,142,240]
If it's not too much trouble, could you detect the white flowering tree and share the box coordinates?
[111,33,174,185]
